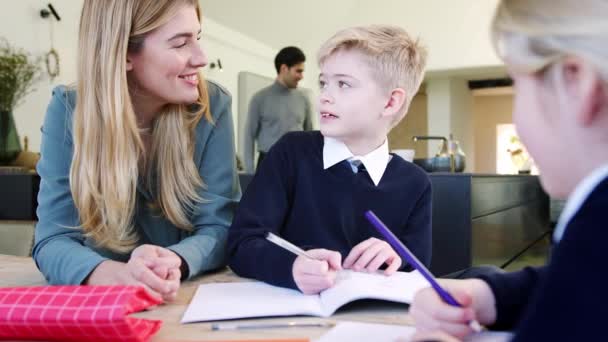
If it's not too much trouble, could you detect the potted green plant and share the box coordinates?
[0,38,41,165]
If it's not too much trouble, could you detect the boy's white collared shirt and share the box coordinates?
[553,163,608,243]
[323,137,390,186]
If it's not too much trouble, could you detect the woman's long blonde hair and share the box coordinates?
[491,0,608,82]
[71,0,211,253]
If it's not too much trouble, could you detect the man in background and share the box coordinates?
[243,46,313,173]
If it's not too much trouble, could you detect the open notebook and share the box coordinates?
[181,270,428,323]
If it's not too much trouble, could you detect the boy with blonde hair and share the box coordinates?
[228,25,431,294]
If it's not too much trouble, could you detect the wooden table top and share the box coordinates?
[0,254,413,341]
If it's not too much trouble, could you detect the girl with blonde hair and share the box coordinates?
[33,0,239,302]
[409,0,608,340]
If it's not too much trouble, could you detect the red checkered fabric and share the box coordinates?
[0,285,162,342]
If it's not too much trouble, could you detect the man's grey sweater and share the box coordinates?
[243,81,312,172]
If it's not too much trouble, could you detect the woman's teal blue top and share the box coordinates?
[33,81,240,284]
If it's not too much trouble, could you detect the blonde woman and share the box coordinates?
[409,0,608,341]
[33,0,239,302]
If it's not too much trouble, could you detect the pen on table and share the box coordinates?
[364,210,483,333]
[211,321,334,331]
[266,232,315,260]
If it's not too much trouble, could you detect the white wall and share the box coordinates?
[201,0,504,73]
[350,0,502,72]
[0,0,81,153]
[201,18,276,139]
[0,1,275,152]
[298,0,502,88]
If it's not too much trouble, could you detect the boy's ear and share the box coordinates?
[561,57,606,126]
[382,88,407,118]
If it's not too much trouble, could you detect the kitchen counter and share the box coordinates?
[427,173,550,275]
[4,171,548,276]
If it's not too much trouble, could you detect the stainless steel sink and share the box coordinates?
[411,135,466,173]
[413,155,465,173]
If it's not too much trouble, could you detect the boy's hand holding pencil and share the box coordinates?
[266,232,342,294]
[292,249,342,295]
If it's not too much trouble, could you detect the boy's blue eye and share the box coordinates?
[338,81,350,88]
[319,80,327,89]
